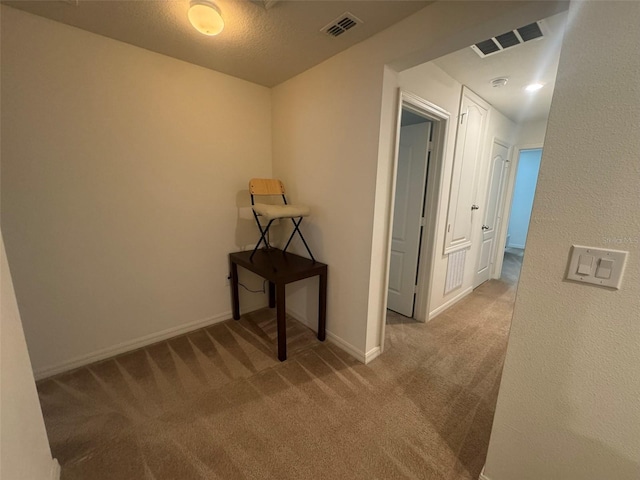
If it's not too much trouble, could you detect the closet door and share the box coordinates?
[444,87,489,253]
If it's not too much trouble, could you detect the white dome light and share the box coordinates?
[188,0,224,36]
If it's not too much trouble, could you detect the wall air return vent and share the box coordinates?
[471,21,544,58]
[322,13,362,37]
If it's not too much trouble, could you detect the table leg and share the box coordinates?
[268,281,275,308]
[318,268,327,341]
[276,283,287,361]
[230,259,240,320]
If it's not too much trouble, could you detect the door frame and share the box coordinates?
[379,90,451,347]
[492,143,543,278]
[473,136,512,288]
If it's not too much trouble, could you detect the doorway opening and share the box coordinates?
[371,10,567,359]
[383,92,450,332]
[387,111,432,319]
[491,146,543,282]
[504,147,542,270]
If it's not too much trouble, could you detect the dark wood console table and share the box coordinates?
[229,248,327,361]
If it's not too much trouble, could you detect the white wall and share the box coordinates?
[1,6,272,377]
[506,148,542,248]
[1,2,568,376]
[514,118,547,146]
[272,1,564,359]
[1,233,58,478]
[484,1,640,479]
[1,11,58,471]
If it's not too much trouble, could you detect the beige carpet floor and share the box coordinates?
[37,252,522,480]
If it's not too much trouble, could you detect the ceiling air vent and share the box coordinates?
[471,21,544,58]
[250,0,281,10]
[322,13,362,38]
[495,31,520,49]
[517,22,544,42]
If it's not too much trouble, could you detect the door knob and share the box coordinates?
[471,204,479,210]
[482,225,490,230]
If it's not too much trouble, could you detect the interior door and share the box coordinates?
[444,88,489,253]
[474,139,510,287]
[388,122,431,317]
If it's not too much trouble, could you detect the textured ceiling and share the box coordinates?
[3,0,431,87]
[433,10,567,123]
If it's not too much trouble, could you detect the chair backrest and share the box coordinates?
[249,178,286,196]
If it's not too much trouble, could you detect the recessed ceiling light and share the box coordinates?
[525,82,544,92]
[491,77,509,88]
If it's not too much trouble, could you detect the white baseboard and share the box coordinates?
[325,330,367,363]
[50,459,61,480]
[506,243,525,249]
[286,306,370,363]
[479,466,490,480]
[428,286,473,320]
[33,303,266,380]
[285,306,317,333]
[364,346,381,364]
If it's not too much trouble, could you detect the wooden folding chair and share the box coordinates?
[249,178,314,262]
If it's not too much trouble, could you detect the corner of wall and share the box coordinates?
[286,305,369,363]
[365,66,401,356]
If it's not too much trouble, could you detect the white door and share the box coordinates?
[474,140,510,288]
[444,88,489,253]
[388,122,431,317]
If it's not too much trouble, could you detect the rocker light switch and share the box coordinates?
[577,254,594,275]
[595,258,614,279]
[566,245,628,289]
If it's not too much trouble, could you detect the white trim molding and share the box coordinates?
[479,466,491,480]
[285,306,316,333]
[33,308,263,380]
[364,346,381,364]
[428,286,473,320]
[38,301,371,380]
[286,307,371,363]
[50,459,61,480]
[325,330,367,363]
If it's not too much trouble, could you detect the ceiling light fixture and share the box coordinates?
[188,0,224,36]
[491,77,509,88]
[525,82,544,92]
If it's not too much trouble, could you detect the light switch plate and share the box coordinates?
[566,245,628,289]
